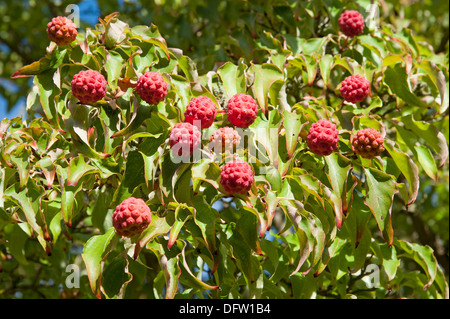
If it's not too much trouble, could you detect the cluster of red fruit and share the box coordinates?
[306,10,384,160]
[46,10,384,238]
[169,93,256,197]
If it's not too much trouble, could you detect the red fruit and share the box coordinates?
[226,94,258,128]
[71,70,107,104]
[136,72,167,105]
[339,74,370,103]
[112,197,151,237]
[220,159,254,195]
[184,96,217,129]
[307,119,339,156]
[351,128,385,159]
[338,10,365,37]
[209,127,241,153]
[169,122,202,157]
[46,16,78,46]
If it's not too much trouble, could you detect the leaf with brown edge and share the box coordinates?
[113,77,136,99]
[384,140,419,206]
[133,212,171,259]
[364,167,397,246]
[394,239,438,291]
[11,49,67,78]
[81,227,118,299]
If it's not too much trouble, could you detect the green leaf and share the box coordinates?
[164,257,181,299]
[34,70,61,128]
[250,63,284,115]
[191,159,221,192]
[9,146,31,190]
[333,55,365,76]
[414,145,438,182]
[60,181,84,227]
[324,153,352,228]
[418,60,447,113]
[81,227,117,299]
[133,213,172,259]
[352,228,372,273]
[265,165,282,192]
[36,157,56,187]
[394,239,438,290]
[102,14,128,49]
[363,167,397,245]
[4,180,47,250]
[251,109,283,166]
[384,140,419,205]
[110,98,156,139]
[282,202,313,276]
[132,42,158,74]
[282,110,306,158]
[4,224,29,265]
[391,28,420,58]
[63,102,108,159]
[401,115,448,168]
[347,189,372,247]
[383,64,428,108]
[315,236,345,277]
[379,243,400,281]
[226,222,259,283]
[11,48,67,78]
[319,54,334,88]
[168,206,191,249]
[105,50,124,88]
[217,60,247,99]
[102,256,133,299]
[171,49,198,83]
[192,196,219,271]
[66,154,101,186]
[169,74,191,114]
[179,243,219,291]
[130,24,170,61]
[113,150,146,205]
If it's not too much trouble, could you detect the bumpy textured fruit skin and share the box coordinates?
[338,10,365,37]
[169,122,202,157]
[339,74,370,103]
[46,16,78,46]
[226,94,258,128]
[71,70,107,104]
[220,159,254,195]
[209,127,241,153]
[307,119,339,156]
[184,96,217,129]
[351,128,385,159]
[112,197,151,237]
[136,72,167,105]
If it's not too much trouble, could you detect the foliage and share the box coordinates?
[0,0,449,299]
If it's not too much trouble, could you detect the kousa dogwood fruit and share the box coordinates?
[112,197,152,237]
[71,70,107,104]
[209,127,241,153]
[338,10,365,37]
[136,71,167,105]
[307,119,339,156]
[351,128,385,159]
[226,94,258,128]
[184,96,217,129]
[169,122,202,157]
[339,74,370,103]
[220,159,254,195]
[46,16,78,46]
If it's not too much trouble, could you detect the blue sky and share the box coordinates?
[0,0,102,121]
